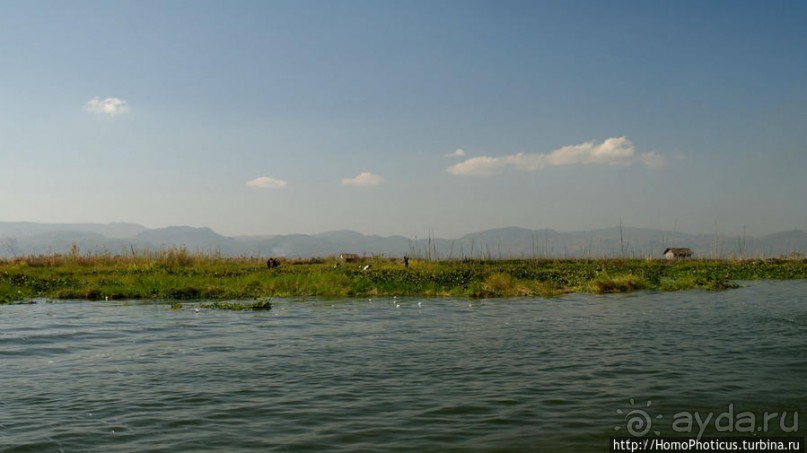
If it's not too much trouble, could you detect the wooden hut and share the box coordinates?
[664,247,693,260]
[339,253,361,263]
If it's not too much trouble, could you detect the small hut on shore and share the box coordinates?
[339,253,361,263]
[664,248,693,260]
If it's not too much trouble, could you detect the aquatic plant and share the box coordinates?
[588,274,648,294]
[199,299,273,311]
[1,252,805,302]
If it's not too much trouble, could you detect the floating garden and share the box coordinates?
[2,247,806,304]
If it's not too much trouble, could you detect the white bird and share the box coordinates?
[417,301,422,307]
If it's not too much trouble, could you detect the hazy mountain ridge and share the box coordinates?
[0,222,147,239]
[1,222,805,259]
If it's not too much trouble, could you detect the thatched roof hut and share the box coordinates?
[664,247,693,259]
[339,253,361,263]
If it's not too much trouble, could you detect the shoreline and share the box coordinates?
[2,254,806,304]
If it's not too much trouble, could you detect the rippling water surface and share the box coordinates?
[1,281,805,452]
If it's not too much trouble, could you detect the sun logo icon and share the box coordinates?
[615,399,663,437]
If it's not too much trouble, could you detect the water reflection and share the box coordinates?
[0,281,804,452]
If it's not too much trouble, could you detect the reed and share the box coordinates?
[1,252,805,303]
[588,274,654,293]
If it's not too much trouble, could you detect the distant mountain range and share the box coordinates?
[1,221,805,259]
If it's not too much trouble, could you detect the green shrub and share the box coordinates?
[589,274,647,294]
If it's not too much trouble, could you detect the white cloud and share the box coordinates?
[246,176,288,189]
[342,171,384,187]
[447,137,662,176]
[85,97,130,117]
[546,137,635,166]
[445,155,511,177]
[445,148,466,158]
[640,151,667,169]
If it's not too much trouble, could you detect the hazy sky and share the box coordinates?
[1,0,805,238]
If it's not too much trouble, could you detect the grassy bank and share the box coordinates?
[1,249,806,303]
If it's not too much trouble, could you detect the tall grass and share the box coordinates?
[588,274,647,293]
[1,252,805,303]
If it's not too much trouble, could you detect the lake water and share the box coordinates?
[1,281,805,452]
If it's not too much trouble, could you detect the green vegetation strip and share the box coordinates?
[169,299,273,311]
[2,250,806,304]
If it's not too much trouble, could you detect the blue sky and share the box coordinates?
[1,0,805,238]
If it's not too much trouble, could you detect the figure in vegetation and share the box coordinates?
[267,258,280,269]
